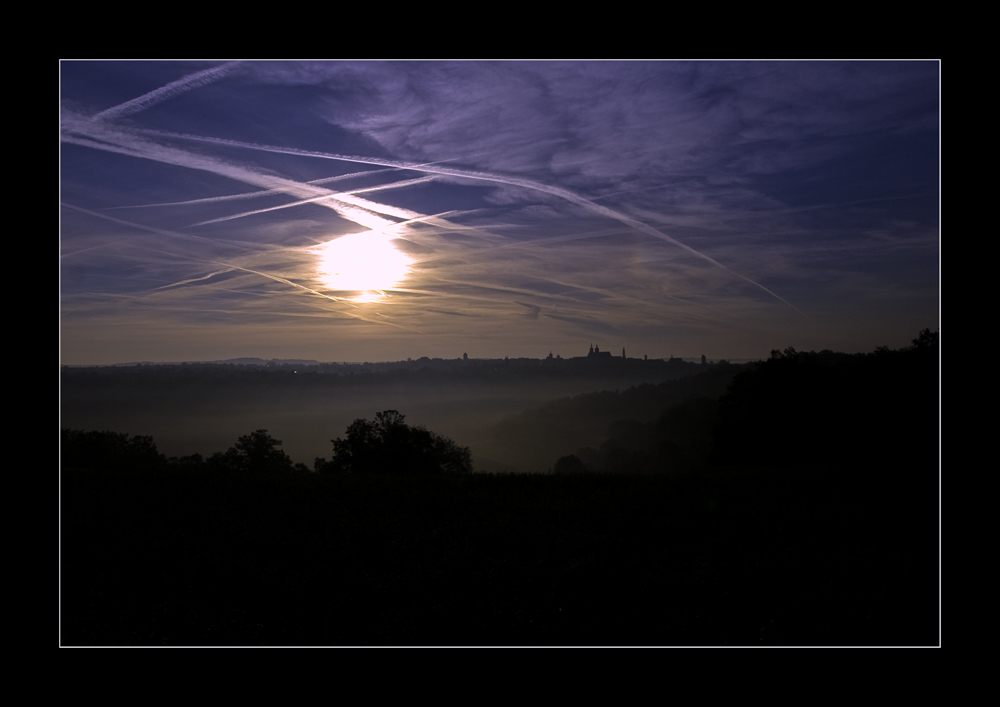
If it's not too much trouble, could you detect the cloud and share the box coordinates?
[514,301,541,319]
[61,61,940,362]
[140,128,810,319]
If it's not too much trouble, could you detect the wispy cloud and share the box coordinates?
[61,61,939,362]
[137,128,811,319]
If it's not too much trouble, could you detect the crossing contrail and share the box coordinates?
[140,129,811,320]
[190,179,442,228]
[104,171,422,210]
[59,203,419,331]
[61,117,400,235]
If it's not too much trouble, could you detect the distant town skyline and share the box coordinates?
[61,61,939,365]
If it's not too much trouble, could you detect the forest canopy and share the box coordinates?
[316,410,473,475]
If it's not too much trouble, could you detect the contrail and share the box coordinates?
[104,169,412,210]
[60,203,418,331]
[193,196,397,230]
[105,190,280,209]
[93,62,242,121]
[61,202,252,251]
[347,175,437,195]
[60,242,114,259]
[60,131,325,204]
[191,179,440,228]
[194,177,434,230]
[71,67,808,317]
[62,120,401,234]
[65,116,473,252]
[142,130,811,320]
[151,268,235,290]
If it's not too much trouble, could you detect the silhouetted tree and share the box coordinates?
[324,410,472,475]
[553,454,588,474]
[224,429,295,474]
[911,328,939,350]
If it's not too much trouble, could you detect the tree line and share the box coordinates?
[62,329,938,478]
[62,410,473,476]
[556,329,939,475]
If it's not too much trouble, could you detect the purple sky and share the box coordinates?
[60,61,939,364]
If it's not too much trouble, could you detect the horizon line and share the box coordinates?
[61,355,749,368]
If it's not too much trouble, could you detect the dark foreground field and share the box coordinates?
[61,464,938,646]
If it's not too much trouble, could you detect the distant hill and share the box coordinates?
[208,358,322,367]
[477,362,748,472]
[65,358,325,368]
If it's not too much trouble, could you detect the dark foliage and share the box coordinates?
[565,331,939,476]
[60,466,938,646]
[576,396,722,475]
[59,332,939,645]
[552,454,588,474]
[319,410,473,475]
[221,429,296,475]
[61,428,167,472]
[492,361,748,471]
[713,331,939,469]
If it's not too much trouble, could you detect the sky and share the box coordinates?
[60,61,940,364]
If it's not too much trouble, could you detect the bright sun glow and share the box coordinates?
[316,232,412,302]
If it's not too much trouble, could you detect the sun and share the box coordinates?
[316,232,412,302]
